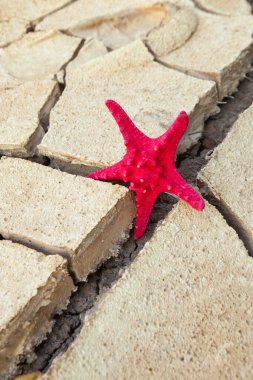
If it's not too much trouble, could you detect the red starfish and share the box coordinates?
[88,100,205,239]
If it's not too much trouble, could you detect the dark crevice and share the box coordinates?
[59,29,82,38]
[27,155,51,166]
[25,23,35,33]
[39,85,62,133]
[59,37,85,86]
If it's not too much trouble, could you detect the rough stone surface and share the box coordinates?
[194,0,251,16]
[38,40,218,172]
[0,80,60,157]
[199,102,253,253]
[0,240,73,380]
[42,201,253,380]
[0,31,81,86]
[0,18,28,48]
[0,158,135,281]
[158,11,253,99]
[0,0,69,22]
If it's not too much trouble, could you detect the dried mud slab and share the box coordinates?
[199,103,253,253]
[158,11,253,99]
[0,158,135,281]
[146,5,197,56]
[0,0,69,23]
[0,240,73,380]
[0,31,81,87]
[42,201,253,380]
[0,18,28,48]
[0,80,60,157]
[194,0,251,16]
[38,40,218,173]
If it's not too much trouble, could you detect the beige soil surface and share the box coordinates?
[0,1,253,379]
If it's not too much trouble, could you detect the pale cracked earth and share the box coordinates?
[1,0,253,379]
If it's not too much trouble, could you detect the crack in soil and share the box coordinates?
[17,63,253,376]
[30,0,79,30]
[24,36,85,157]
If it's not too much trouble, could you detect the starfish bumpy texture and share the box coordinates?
[88,100,205,239]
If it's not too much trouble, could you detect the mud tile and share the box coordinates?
[0,240,73,380]
[0,158,135,281]
[0,18,28,48]
[158,11,253,99]
[0,80,60,157]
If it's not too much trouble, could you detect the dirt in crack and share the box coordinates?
[18,66,253,376]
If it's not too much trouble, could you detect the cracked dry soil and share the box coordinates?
[13,1,253,376]
[17,62,253,376]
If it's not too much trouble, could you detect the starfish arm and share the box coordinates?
[134,190,158,239]
[167,170,205,211]
[157,111,189,156]
[87,160,124,181]
[106,99,150,150]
